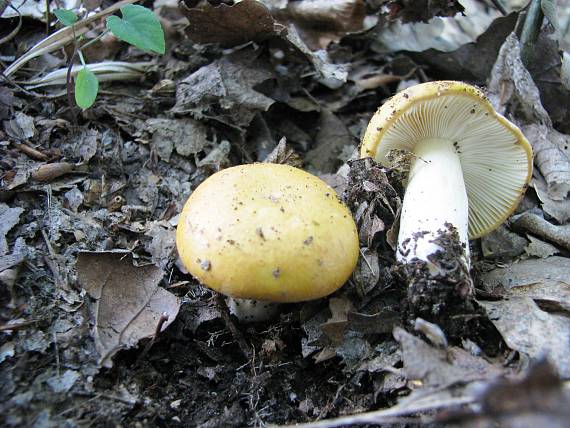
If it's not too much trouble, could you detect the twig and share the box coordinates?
[0,319,40,332]
[488,0,507,16]
[12,142,49,161]
[135,312,170,365]
[273,395,476,428]
[215,293,253,360]
[45,0,50,35]
[520,0,544,66]
[0,2,23,46]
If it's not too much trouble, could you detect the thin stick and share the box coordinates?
[488,0,507,16]
[216,294,253,360]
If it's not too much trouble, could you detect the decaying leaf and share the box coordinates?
[383,0,464,23]
[525,234,560,258]
[488,32,550,124]
[408,12,518,83]
[180,0,279,47]
[481,297,570,379]
[174,49,274,127]
[276,0,367,50]
[511,211,570,251]
[76,252,181,367]
[144,117,209,161]
[4,112,37,140]
[531,172,570,224]
[263,137,303,168]
[305,110,354,173]
[479,256,570,314]
[522,124,570,203]
[469,359,570,427]
[480,225,527,260]
[394,327,503,389]
[0,204,24,256]
[282,24,348,89]
[374,0,500,54]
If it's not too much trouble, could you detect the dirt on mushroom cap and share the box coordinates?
[176,163,360,302]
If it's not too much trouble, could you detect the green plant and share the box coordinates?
[54,4,165,110]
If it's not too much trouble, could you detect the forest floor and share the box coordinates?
[1,1,569,427]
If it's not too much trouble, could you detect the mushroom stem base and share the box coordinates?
[228,298,281,323]
[397,138,469,265]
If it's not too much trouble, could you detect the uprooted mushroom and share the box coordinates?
[361,81,533,318]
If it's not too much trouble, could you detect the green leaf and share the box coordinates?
[54,9,78,27]
[75,67,99,110]
[106,5,165,54]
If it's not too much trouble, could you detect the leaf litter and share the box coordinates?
[1,0,570,427]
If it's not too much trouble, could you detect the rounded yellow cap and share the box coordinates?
[176,163,359,302]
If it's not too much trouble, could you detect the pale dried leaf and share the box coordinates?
[0,204,24,256]
[522,124,570,203]
[512,211,570,251]
[481,297,570,378]
[4,112,37,140]
[479,256,570,313]
[394,327,503,388]
[487,33,551,124]
[76,252,181,367]
[262,137,303,167]
[532,172,570,223]
[525,234,560,258]
[283,25,348,89]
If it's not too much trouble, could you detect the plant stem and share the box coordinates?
[45,0,50,35]
[489,0,507,16]
[80,29,111,51]
[520,0,544,67]
[66,42,79,124]
[77,50,86,66]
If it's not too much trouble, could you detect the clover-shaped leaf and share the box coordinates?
[106,5,165,54]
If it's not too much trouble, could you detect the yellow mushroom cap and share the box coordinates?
[360,80,533,239]
[176,163,359,302]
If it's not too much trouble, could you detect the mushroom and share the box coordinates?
[360,81,533,265]
[176,163,359,322]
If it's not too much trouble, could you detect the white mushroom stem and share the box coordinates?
[228,298,281,323]
[397,138,470,265]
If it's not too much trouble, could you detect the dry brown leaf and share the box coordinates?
[305,110,353,173]
[479,256,570,313]
[522,124,570,203]
[470,359,570,428]
[262,137,303,168]
[531,172,570,224]
[394,327,503,389]
[180,0,279,47]
[487,32,550,124]
[0,204,24,256]
[481,296,570,379]
[511,211,570,251]
[278,0,367,50]
[320,297,353,345]
[76,252,181,367]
